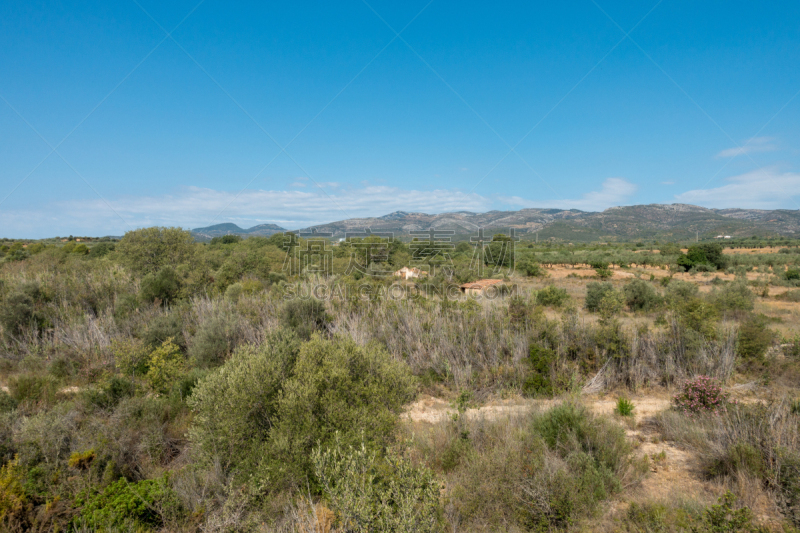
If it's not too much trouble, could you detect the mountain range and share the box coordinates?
[192,204,800,242]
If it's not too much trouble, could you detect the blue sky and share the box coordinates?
[1,0,799,237]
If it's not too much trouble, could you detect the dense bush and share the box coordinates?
[0,282,46,338]
[518,258,547,277]
[282,298,331,339]
[188,313,242,368]
[737,314,776,362]
[7,374,59,406]
[623,278,662,311]
[585,282,617,312]
[116,226,195,275]
[145,338,185,394]
[522,344,556,397]
[0,391,17,413]
[188,332,416,491]
[140,313,186,350]
[313,436,439,532]
[139,266,181,304]
[712,280,755,313]
[84,377,136,410]
[73,476,182,530]
[535,285,570,307]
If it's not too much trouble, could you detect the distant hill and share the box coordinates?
[294,204,800,242]
[188,205,800,243]
[191,222,286,241]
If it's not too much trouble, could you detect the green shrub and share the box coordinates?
[140,313,185,351]
[522,344,556,397]
[113,293,140,322]
[111,337,149,376]
[786,268,800,281]
[282,298,331,340]
[708,442,765,479]
[712,280,755,313]
[84,377,135,410]
[778,289,800,302]
[665,279,699,305]
[0,282,46,338]
[170,368,208,401]
[530,403,634,526]
[536,285,570,307]
[188,329,301,474]
[189,332,416,490]
[224,282,243,302]
[585,282,616,312]
[7,374,58,405]
[737,315,776,361]
[0,391,17,413]
[145,338,184,394]
[73,476,182,530]
[518,258,547,277]
[623,279,662,311]
[615,397,635,417]
[791,399,800,415]
[88,242,115,258]
[116,226,195,275]
[591,261,613,279]
[188,314,241,368]
[0,459,28,527]
[508,295,530,326]
[139,267,181,305]
[313,436,439,533]
[47,356,77,378]
[694,491,767,533]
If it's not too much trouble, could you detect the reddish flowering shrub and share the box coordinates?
[673,375,733,415]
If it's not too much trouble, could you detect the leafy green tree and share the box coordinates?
[659,242,682,255]
[116,227,195,275]
[678,243,727,272]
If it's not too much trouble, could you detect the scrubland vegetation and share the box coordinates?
[0,229,799,531]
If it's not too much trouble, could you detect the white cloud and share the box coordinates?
[0,185,494,237]
[499,177,638,212]
[675,167,800,209]
[716,137,777,158]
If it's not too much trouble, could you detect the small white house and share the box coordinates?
[393,267,427,280]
